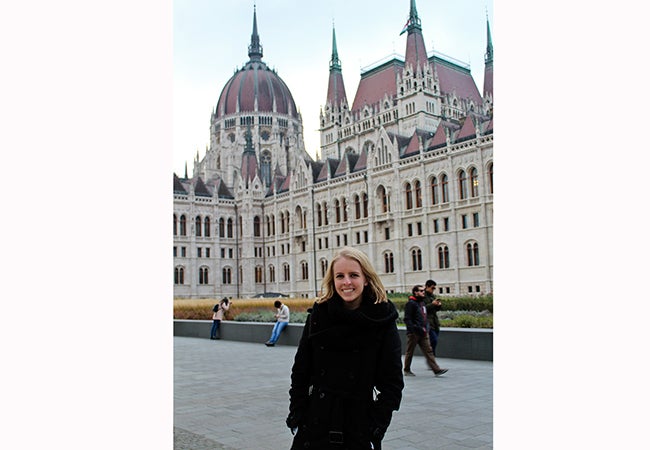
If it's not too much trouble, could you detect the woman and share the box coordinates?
[287,247,404,450]
[210,297,229,340]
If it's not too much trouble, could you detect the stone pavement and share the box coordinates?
[174,337,493,450]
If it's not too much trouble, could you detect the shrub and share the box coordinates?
[174,295,493,328]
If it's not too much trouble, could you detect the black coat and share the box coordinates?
[424,293,441,333]
[404,296,428,336]
[287,295,404,450]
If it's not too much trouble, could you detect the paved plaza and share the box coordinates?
[174,337,493,449]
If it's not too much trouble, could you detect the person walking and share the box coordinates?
[265,300,290,346]
[424,279,442,355]
[286,247,404,450]
[403,285,448,377]
[210,297,230,340]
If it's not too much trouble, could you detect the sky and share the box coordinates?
[173,0,494,176]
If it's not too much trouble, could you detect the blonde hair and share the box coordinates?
[317,247,388,304]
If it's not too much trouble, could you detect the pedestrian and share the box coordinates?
[424,279,441,355]
[403,284,448,377]
[286,247,404,450]
[210,297,230,340]
[264,300,290,346]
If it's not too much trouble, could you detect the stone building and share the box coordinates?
[173,0,494,299]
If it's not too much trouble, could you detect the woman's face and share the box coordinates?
[333,256,368,309]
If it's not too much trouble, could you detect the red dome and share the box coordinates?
[215,60,298,119]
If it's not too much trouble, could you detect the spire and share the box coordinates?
[403,0,428,71]
[483,15,494,101]
[329,24,341,72]
[407,0,422,32]
[326,23,348,110]
[184,161,188,179]
[484,15,493,65]
[248,5,263,62]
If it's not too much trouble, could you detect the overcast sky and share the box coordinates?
[173,0,494,176]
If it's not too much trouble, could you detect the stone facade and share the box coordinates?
[173,1,494,299]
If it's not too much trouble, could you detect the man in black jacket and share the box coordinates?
[403,284,448,377]
[424,279,441,355]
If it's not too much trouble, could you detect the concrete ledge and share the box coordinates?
[174,320,492,361]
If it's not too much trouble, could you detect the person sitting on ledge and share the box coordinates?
[265,300,290,347]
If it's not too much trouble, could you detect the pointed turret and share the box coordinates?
[240,125,259,187]
[248,5,263,62]
[483,16,494,115]
[326,24,348,112]
[403,0,428,72]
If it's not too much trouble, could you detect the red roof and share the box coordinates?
[402,133,420,158]
[404,29,428,72]
[351,60,401,113]
[216,61,298,118]
[483,63,493,98]
[456,116,476,141]
[432,57,483,107]
[327,71,348,108]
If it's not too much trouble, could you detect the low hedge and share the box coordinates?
[174,294,493,328]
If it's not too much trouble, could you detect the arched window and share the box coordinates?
[441,175,449,203]
[199,266,209,285]
[295,206,304,230]
[266,215,272,236]
[271,214,276,235]
[173,214,177,236]
[411,248,423,271]
[342,198,348,222]
[467,242,480,266]
[219,218,225,237]
[378,185,389,213]
[431,177,439,205]
[317,203,323,226]
[301,261,309,280]
[222,267,232,284]
[254,216,261,237]
[174,266,184,284]
[335,199,341,223]
[204,217,210,237]
[320,259,328,278]
[488,162,494,194]
[323,202,329,225]
[384,252,394,273]
[268,265,275,283]
[415,180,422,208]
[255,266,263,283]
[260,150,272,187]
[283,263,291,282]
[470,167,479,197]
[438,246,450,269]
[195,216,202,237]
[180,215,187,236]
[354,195,361,219]
[405,182,413,210]
[362,193,368,218]
[227,218,233,238]
[459,170,468,200]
